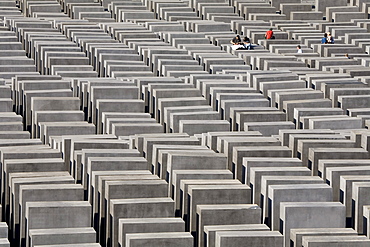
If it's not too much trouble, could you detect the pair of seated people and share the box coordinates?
[230,35,252,50]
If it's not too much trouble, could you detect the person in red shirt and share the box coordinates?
[265,28,274,39]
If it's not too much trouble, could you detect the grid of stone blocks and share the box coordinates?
[0,0,369,246]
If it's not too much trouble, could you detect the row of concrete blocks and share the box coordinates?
[0,63,368,241]
[2,112,370,247]
[0,11,368,137]
[240,42,368,67]
[20,7,364,143]
[225,10,370,124]
[0,135,175,247]
[10,130,370,246]
[0,9,240,144]
[8,74,368,143]
[19,0,107,19]
[4,15,366,84]
[6,71,367,176]
[0,142,95,247]
[3,67,370,247]
[0,0,368,25]
[165,0,367,23]
[0,13,370,84]
[3,68,370,223]
[46,131,370,247]
[2,17,243,79]
[220,0,370,22]
[21,2,364,35]
[7,84,370,247]
[140,72,370,132]
[0,20,96,80]
[5,67,370,143]
[232,1,361,21]
[145,129,370,246]
[0,133,264,246]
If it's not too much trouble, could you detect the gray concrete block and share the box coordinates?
[352,182,370,234]
[166,151,227,188]
[333,11,367,22]
[143,136,201,171]
[164,106,213,132]
[179,120,230,136]
[242,157,302,186]
[269,184,333,231]
[364,205,370,238]
[249,166,311,205]
[280,202,346,247]
[223,136,281,173]
[275,90,322,110]
[33,111,84,138]
[216,231,283,247]
[126,232,193,247]
[0,223,7,238]
[152,87,201,117]
[283,99,333,121]
[20,184,84,244]
[180,180,242,227]
[41,122,96,144]
[91,171,153,235]
[261,176,324,226]
[209,131,261,152]
[29,96,80,132]
[112,122,163,137]
[96,99,144,133]
[235,111,286,131]
[34,244,100,247]
[281,3,312,16]
[109,198,174,247]
[315,0,347,12]
[205,224,269,247]
[3,158,66,217]
[290,228,358,247]
[296,136,352,165]
[326,166,370,203]
[172,169,232,212]
[10,173,74,241]
[262,81,306,99]
[85,156,147,194]
[193,192,257,247]
[118,218,184,247]
[25,201,91,246]
[29,227,96,247]
[302,235,370,246]
[170,111,220,133]
[308,116,363,130]
[338,95,370,111]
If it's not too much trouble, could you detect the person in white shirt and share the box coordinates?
[297,45,303,53]
[326,32,334,43]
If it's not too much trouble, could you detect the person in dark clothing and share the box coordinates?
[231,35,242,45]
[243,36,252,50]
